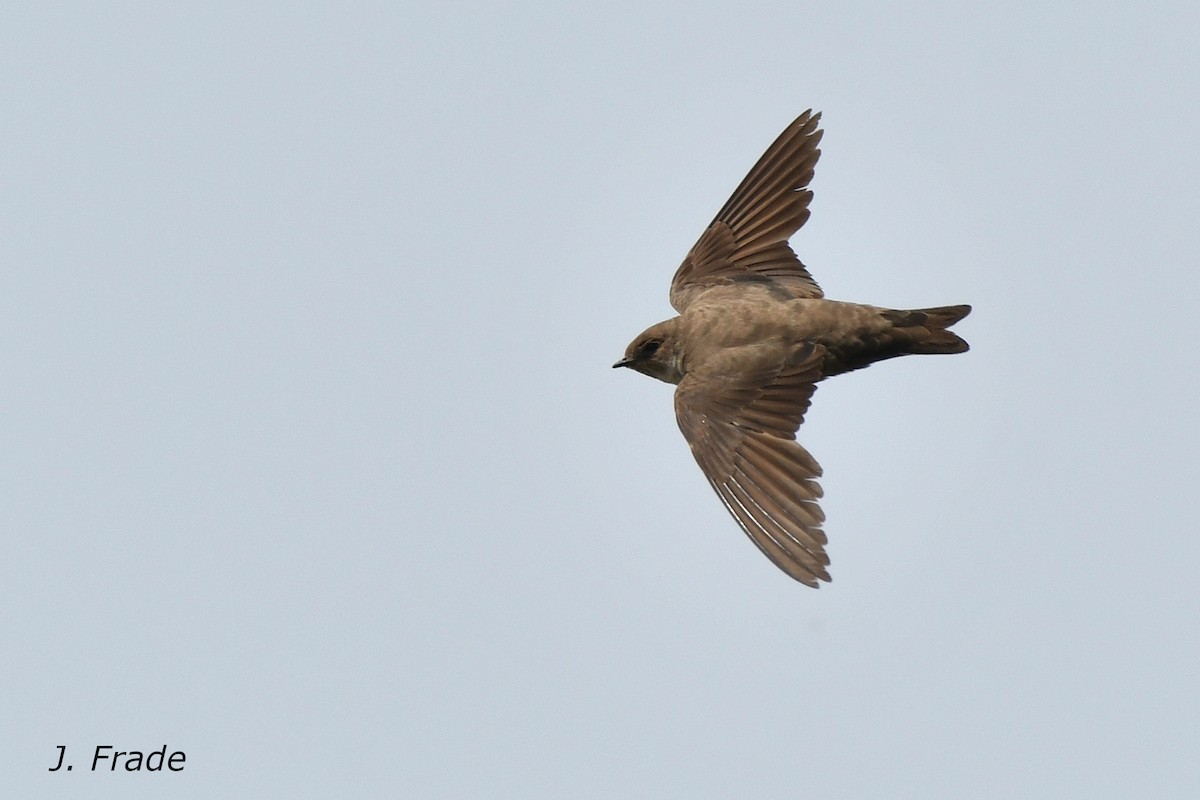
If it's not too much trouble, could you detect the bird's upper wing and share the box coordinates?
[673,341,829,586]
[669,111,825,312]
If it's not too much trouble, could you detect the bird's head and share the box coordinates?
[613,319,685,385]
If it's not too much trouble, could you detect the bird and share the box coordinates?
[613,110,970,587]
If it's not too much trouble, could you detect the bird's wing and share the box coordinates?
[669,111,825,313]
[673,342,829,586]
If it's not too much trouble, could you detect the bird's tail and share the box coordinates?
[882,304,972,354]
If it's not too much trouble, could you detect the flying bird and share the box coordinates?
[613,110,971,587]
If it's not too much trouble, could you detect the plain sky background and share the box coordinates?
[4,3,1198,797]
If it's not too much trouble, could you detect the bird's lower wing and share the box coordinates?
[674,343,830,586]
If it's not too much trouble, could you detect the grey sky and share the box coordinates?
[4,3,1198,797]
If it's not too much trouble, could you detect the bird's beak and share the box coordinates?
[612,358,633,369]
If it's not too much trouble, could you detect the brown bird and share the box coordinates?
[613,110,970,587]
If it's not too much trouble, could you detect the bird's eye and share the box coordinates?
[639,340,661,356]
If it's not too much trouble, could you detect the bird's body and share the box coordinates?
[614,110,971,587]
[632,288,970,386]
